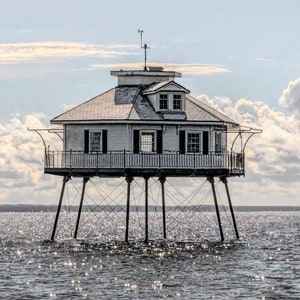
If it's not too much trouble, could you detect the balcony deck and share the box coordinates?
[44,150,245,178]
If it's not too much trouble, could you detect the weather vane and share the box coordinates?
[138,29,150,70]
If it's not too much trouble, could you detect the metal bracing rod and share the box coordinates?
[51,176,69,241]
[125,176,133,243]
[208,176,224,242]
[159,176,167,239]
[144,176,150,244]
[220,177,239,239]
[74,177,89,239]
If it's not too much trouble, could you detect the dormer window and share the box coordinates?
[173,94,182,110]
[159,94,168,110]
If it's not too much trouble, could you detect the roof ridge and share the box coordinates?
[128,87,142,119]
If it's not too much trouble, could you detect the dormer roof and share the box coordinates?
[142,81,190,95]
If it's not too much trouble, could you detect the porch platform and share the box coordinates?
[44,151,245,177]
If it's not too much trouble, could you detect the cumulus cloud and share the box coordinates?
[279,78,300,116]
[0,113,62,203]
[198,94,300,182]
[92,62,230,75]
[0,42,137,63]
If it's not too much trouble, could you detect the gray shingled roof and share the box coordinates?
[51,85,238,125]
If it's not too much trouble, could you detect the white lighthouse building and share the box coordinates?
[37,65,260,243]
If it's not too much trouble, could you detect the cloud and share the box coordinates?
[198,94,300,181]
[279,78,300,116]
[0,113,62,203]
[92,62,230,75]
[0,42,137,63]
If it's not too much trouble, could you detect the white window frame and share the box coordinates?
[159,94,169,111]
[90,130,102,152]
[173,94,182,110]
[215,131,226,153]
[186,131,202,153]
[140,130,156,153]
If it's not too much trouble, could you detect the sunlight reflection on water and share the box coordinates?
[0,211,299,299]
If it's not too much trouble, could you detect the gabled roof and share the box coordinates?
[51,84,238,126]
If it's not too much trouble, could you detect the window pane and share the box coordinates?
[173,95,182,110]
[91,132,101,152]
[159,94,168,110]
[141,132,155,152]
[187,133,200,153]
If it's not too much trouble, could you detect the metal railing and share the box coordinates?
[45,150,244,173]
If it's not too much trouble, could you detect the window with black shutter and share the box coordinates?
[102,130,107,153]
[133,130,140,153]
[84,130,89,153]
[203,131,209,155]
[179,130,185,154]
[157,130,163,154]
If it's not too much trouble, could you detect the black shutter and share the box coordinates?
[102,130,107,153]
[157,130,163,154]
[133,130,140,153]
[84,130,89,153]
[179,130,185,154]
[203,131,209,155]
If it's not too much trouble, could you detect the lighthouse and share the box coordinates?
[34,65,261,243]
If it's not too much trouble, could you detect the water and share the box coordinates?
[0,211,299,299]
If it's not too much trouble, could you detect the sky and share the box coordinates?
[0,0,300,206]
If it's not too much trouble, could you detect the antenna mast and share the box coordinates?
[138,29,150,71]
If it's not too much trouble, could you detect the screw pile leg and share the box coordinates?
[221,177,239,239]
[159,176,167,239]
[208,176,224,242]
[74,177,89,239]
[144,176,149,244]
[51,176,69,241]
[125,176,133,243]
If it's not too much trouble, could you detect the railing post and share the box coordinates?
[69,149,72,169]
[158,153,161,169]
[123,149,126,169]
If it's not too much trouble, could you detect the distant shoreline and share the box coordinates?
[0,204,299,213]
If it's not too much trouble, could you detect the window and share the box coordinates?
[215,132,223,153]
[173,94,182,110]
[159,94,168,110]
[141,132,155,153]
[187,132,201,153]
[90,131,101,152]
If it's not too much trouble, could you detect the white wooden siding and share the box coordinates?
[64,124,227,153]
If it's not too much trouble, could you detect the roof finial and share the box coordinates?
[138,29,150,71]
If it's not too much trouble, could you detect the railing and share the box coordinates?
[45,150,245,174]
